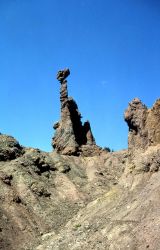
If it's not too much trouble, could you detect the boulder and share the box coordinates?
[0,134,23,161]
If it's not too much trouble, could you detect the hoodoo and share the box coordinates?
[52,68,102,156]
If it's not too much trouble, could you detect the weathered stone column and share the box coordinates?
[52,68,102,156]
[56,68,70,109]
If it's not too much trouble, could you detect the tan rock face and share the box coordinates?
[147,99,160,145]
[52,69,101,156]
[124,98,160,152]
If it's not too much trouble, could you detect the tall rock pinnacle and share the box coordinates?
[52,68,101,156]
[57,68,70,108]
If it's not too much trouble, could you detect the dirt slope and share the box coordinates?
[0,135,160,249]
[36,145,160,250]
[0,134,126,250]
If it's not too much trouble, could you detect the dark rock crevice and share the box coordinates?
[67,98,83,146]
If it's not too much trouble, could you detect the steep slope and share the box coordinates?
[36,145,160,250]
[0,134,126,250]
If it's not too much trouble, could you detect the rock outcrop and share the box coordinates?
[1,68,160,250]
[52,69,102,156]
[124,98,160,152]
[0,134,23,161]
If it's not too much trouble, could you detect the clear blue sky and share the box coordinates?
[0,0,160,151]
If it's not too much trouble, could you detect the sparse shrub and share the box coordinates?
[104,147,114,152]
[104,147,111,152]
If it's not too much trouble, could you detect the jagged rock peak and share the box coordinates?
[124,98,160,152]
[52,68,102,156]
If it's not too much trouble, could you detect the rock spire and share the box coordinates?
[52,68,101,156]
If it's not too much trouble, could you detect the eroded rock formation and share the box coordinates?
[0,91,160,249]
[124,98,160,152]
[52,68,102,156]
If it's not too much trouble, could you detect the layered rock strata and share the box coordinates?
[52,69,102,156]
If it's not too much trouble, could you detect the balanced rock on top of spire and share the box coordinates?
[56,68,70,82]
[52,68,102,156]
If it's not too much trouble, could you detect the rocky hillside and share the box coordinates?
[0,70,160,250]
